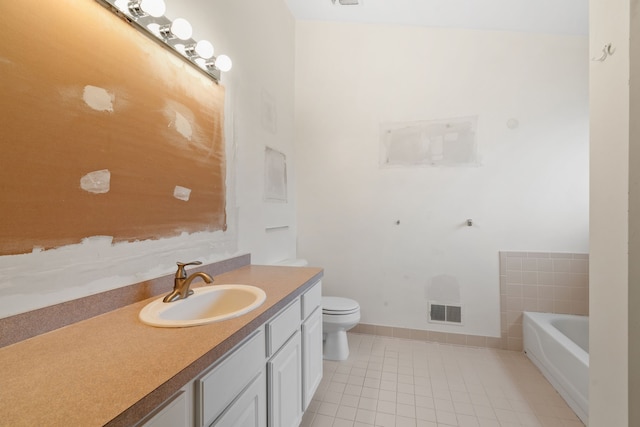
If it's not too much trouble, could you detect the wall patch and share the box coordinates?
[83,85,114,112]
[80,169,111,194]
[173,185,192,202]
[381,116,479,167]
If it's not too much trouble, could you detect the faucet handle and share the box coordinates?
[177,261,203,268]
[175,261,203,278]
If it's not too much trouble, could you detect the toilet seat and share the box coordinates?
[322,296,360,315]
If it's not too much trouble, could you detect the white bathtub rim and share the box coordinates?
[523,311,589,366]
[523,311,589,425]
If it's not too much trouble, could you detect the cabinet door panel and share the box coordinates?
[198,329,266,427]
[302,307,323,411]
[141,390,189,427]
[267,331,302,427]
[212,369,266,427]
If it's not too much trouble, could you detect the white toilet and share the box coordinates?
[322,296,360,361]
[273,258,361,361]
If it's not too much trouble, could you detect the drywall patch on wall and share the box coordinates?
[163,100,195,142]
[173,185,192,201]
[174,111,193,141]
[83,85,114,112]
[0,229,237,318]
[264,147,287,202]
[381,116,479,167]
[80,169,111,194]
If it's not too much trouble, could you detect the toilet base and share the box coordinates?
[323,330,350,361]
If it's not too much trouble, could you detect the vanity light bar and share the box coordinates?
[96,0,232,83]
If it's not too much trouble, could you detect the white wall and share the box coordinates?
[589,0,632,424]
[0,0,297,319]
[295,21,589,337]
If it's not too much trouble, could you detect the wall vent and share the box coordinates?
[428,302,463,324]
[332,0,360,5]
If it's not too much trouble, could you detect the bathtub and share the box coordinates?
[523,311,589,425]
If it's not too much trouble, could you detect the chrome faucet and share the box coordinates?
[163,261,213,303]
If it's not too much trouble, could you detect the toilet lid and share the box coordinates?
[323,296,359,314]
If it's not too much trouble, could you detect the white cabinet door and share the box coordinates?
[302,306,323,411]
[212,369,267,427]
[267,331,302,427]
[140,390,189,427]
[197,329,266,427]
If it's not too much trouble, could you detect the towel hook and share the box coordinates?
[592,43,615,62]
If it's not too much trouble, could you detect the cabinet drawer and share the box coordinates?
[197,328,266,427]
[301,281,322,320]
[266,299,301,357]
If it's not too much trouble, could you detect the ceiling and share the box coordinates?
[285,0,588,35]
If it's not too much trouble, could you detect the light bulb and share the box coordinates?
[195,40,214,59]
[114,0,129,12]
[140,0,165,17]
[146,23,161,36]
[194,58,207,69]
[214,54,232,72]
[171,18,192,40]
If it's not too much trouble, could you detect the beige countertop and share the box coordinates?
[0,265,323,427]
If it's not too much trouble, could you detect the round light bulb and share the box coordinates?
[115,0,129,12]
[214,54,232,72]
[146,23,161,36]
[171,18,192,40]
[195,40,214,59]
[194,58,207,69]
[140,0,165,17]
[174,43,186,54]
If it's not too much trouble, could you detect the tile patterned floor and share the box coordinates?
[301,333,584,427]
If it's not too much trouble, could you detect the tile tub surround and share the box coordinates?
[0,254,251,348]
[500,252,589,352]
[302,333,584,427]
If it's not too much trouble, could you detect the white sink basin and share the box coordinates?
[139,284,267,328]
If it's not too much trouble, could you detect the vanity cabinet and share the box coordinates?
[265,280,322,427]
[301,282,323,411]
[141,279,323,427]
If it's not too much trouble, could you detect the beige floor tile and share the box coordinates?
[310,333,584,427]
[336,405,358,421]
[312,414,336,427]
[341,394,360,407]
[332,418,354,427]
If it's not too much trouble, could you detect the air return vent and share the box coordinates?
[428,302,462,324]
